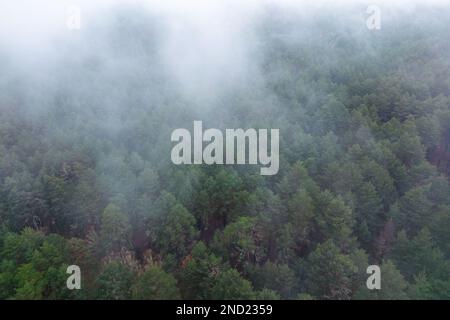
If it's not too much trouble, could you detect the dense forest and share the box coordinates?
[0,2,450,300]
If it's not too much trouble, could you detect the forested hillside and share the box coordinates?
[0,3,449,299]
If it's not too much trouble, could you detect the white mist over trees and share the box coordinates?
[0,0,450,300]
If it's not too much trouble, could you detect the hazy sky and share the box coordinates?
[2,0,449,50]
[1,0,449,105]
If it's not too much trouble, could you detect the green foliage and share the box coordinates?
[0,229,75,299]
[313,191,354,248]
[302,240,357,300]
[212,217,262,270]
[96,262,136,299]
[254,288,281,300]
[149,192,198,260]
[0,5,449,300]
[209,269,255,300]
[100,204,132,254]
[132,266,181,300]
[248,262,296,299]
[354,260,408,300]
[178,241,222,299]
[389,229,450,298]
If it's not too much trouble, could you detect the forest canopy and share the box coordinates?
[0,0,449,300]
